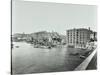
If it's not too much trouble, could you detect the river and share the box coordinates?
[12,42,84,74]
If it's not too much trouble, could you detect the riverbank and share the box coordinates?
[12,41,66,50]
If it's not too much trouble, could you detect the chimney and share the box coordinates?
[88,27,90,31]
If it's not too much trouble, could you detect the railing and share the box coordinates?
[74,48,97,70]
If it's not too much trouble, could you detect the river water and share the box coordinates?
[12,42,84,74]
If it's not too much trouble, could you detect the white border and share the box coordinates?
[0,0,100,75]
[24,0,99,5]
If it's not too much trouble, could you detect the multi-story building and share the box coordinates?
[66,28,93,48]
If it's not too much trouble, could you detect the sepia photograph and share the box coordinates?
[11,0,97,74]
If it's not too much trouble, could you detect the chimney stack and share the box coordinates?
[88,27,90,31]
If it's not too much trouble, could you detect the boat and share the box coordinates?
[70,53,79,56]
[16,46,19,48]
[79,55,86,59]
[48,46,52,49]
[34,44,39,48]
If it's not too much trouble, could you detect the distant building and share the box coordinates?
[90,32,97,41]
[66,28,93,48]
[30,31,64,45]
[12,33,32,42]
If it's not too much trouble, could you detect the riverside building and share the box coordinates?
[66,28,93,48]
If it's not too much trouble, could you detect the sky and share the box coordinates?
[12,0,97,35]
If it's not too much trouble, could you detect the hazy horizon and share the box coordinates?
[12,0,97,35]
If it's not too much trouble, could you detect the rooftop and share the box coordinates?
[67,28,93,32]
